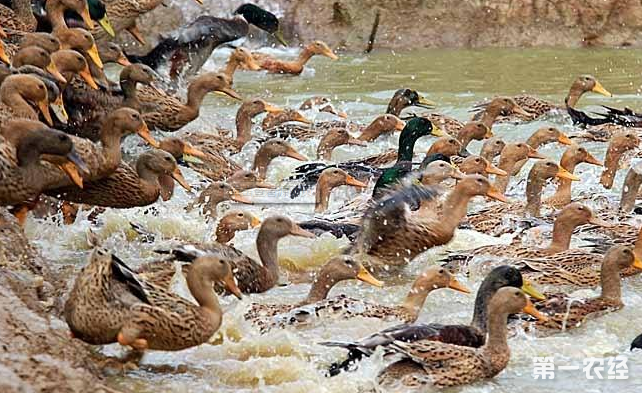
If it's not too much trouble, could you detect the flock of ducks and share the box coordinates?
[2,0,642,391]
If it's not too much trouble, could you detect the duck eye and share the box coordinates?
[219,184,225,189]
[237,213,243,217]
[438,268,444,274]
[475,158,480,163]
[245,174,251,178]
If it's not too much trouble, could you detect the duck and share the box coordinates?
[266,113,406,143]
[472,75,611,122]
[10,46,67,84]
[184,98,284,156]
[0,74,53,125]
[298,96,348,118]
[444,203,611,270]
[253,265,468,336]
[97,41,131,67]
[385,88,436,117]
[54,27,103,80]
[88,0,167,45]
[0,40,8,64]
[126,4,286,80]
[51,150,191,208]
[600,131,640,189]
[632,334,642,351]
[64,248,242,351]
[243,255,384,333]
[288,118,444,198]
[492,142,546,194]
[253,139,308,179]
[219,46,260,84]
[214,210,261,244]
[317,128,367,160]
[151,215,316,294]
[0,119,87,208]
[226,170,275,192]
[0,0,37,32]
[186,181,251,219]
[51,49,98,89]
[462,159,580,237]
[480,137,506,164]
[43,108,157,192]
[351,175,507,272]
[322,265,545,376]
[46,0,94,31]
[314,167,367,213]
[509,126,573,175]
[140,72,241,132]
[157,136,207,163]
[3,31,60,59]
[375,287,547,389]
[457,155,507,177]
[452,121,493,155]
[544,144,603,208]
[64,63,156,141]
[249,40,338,75]
[568,104,642,142]
[530,245,642,331]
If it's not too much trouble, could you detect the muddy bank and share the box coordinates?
[0,210,122,393]
[127,0,642,52]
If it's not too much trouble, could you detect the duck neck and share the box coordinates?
[397,131,419,162]
[620,168,642,213]
[235,105,256,147]
[222,56,242,80]
[442,189,474,228]
[120,78,141,110]
[184,83,208,121]
[45,0,67,31]
[257,228,281,286]
[186,263,223,330]
[481,310,510,369]
[13,0,36,30]
[215,226,236,244]
[564,86,585,108]
[386,98,405,116]
[253,150,275,179]
[494,157,518,194]
[358,121,385,142]
[600,148,623,189]
[600,260,623,303]
[317,138,339,160]
[315,179,334,213]
[526,133,548,149]
[470,285,493,332]
[400,282,435,323]
[304,271,342,304]
[99,117,126,167]
[479,105,502,130]
[293,47,315,69]
[544,216,576,253]
[525,171,546,217]
[2,91,38,120]
[551,154,579,206]
[457,131,475,151]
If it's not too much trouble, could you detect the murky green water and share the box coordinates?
[31,48,642,392]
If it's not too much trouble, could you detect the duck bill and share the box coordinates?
[486,185,508,202]
[231,192,253,204]
[136,122,159,147]
[557,133,573,145]
[286,148,308,161]
[171,168,191,191]
[98,16,115,37]
[583,152,603,166]
[588,215,614,228]
[345,175,367,188]
[336,111,348,119]
[395,119,407,131]
[0,43,9,64]
[264,103,283,114]
[356,265,384,287]
[522,298,549,322]
[448,276,471,294]
[289,224,316,238]
[250,215,262,228]
[243,56,261,71]
[46,62,67,84]
[182,144,207,159]
[223,274,243,299]
[592,80,612,97]
[556,167,580,181]
[485,163,507,176]
[38,99,54,126]
[255,180,276,189]
[417,95,437,109]
[484,126,494,138]
[117,54,132,67]
[79,65,99,89]
[216,87,242,101]
[80,7,95,29]
[347,137,367,146]
[273,29,288,47]
[527,148,546,159]
[87,44,104,69]
[513,104,532,117]
[293,112,313,124]
[450,166,466,180]
[521,280,546,301]
[323,49,339,60]
[632,256,642,270]
[58,161,84,188]
[431,124,446,137]
[51,94,69,124]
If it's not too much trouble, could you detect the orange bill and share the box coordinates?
[38,99,54,126]
[264,103,283,114]
[345,174,367,188]
[171,167,191,191]
[117,54,132,67]
[182,143,207,158]
[356,265,384,287]
[136,121,159,147]
[126,24,146,45]
[555,166,580,181]
[224,273,243,299]
[79,64,99,89]
[527,147,546,159]
[0,42,9,64]
[513,104,532,117]
[231,191,253,204]
[522,297,549,322]
[87,44,103,69]
[557,132,573,145]
[583,152,603,166]
[80,6,95,29]
[250,215,261,228]
[289,224,316,238]
[448,275,471,294]
[286,148,308,161]
[395,119,407,131]
[485,162,507,176]
[486,185,508,202]
[293,111,313,124]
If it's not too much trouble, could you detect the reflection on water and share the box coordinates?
[33,48,642,392]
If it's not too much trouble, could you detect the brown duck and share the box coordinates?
[0,74,53,125]
[545,145,603,208]
[187,181,252,219]
[317,128,367,160]
[600,131,640,189]
[253,139,308,179]
[314,167,367,213]
[250,40,338,75]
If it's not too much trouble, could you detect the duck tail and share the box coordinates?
[567,106,611,126]
[110,254,150,304]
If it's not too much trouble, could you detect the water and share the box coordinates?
[29,48,642,391]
